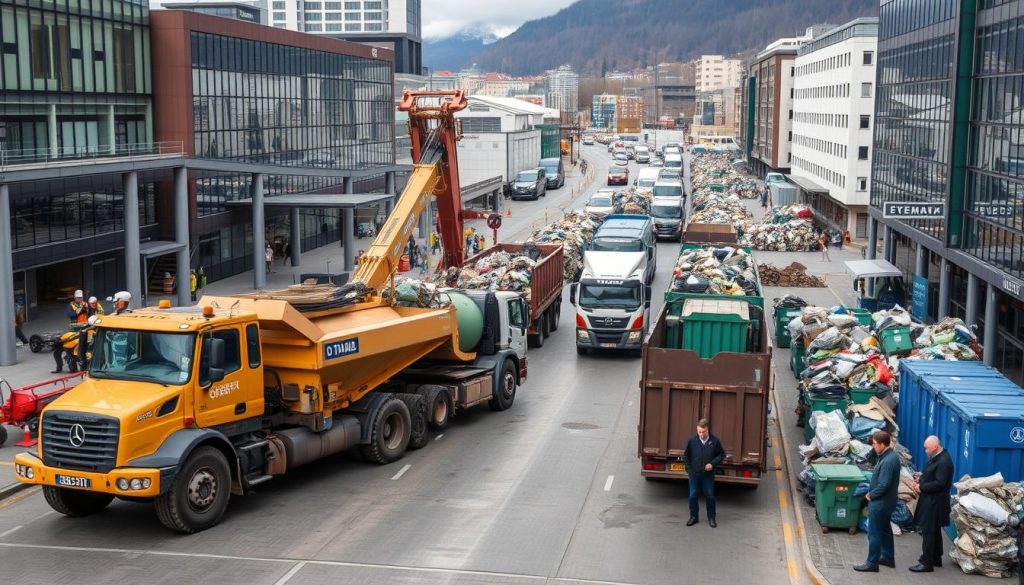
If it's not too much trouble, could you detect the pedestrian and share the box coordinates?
[109,291,132,314]
[190,270,198,302]
[760,186,768,209]
[67,290,88,328]
[197,266,207,290]
[819,232,831,262]
[79,296,104,369]
[683,418,726,528]
[283,241,291,266]
[265,243,274,274]
[429,230,440,254]
[855,430,901,572]
[356,249,365,265]
[910,436,953,573]
[14,300,27,347]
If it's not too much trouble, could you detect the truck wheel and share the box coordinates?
[528,314,546,348]
[549,302,561,332]
[0,425,7,447]
[489,359,517,412]
[29,335,44,353]
[395,393,428,450]
[43,486,113,517]
[418,385,452,431]
[360,398,411,464]
[541,310,552,339]
[154,446,232,534]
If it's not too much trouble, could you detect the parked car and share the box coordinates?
[511,168,547,200]
[607,166,630,185]
[539,157,565,189]
[585,189,619,219]
[583,135,595,145]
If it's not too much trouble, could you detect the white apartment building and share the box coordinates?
[696,55,742,92]
[545,65,579,115]
[791,18,878,238]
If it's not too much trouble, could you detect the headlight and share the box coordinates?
[129,478,143,490]
[577,329,589,340]
[117,478,130,491]
[142,478,152,489]
[628,331,642,342]
[25,467,34,479]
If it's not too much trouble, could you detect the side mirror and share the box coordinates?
[201,337,226,386]
[569,283,578,306]
[520,299,529,335]
[644,284,652,301]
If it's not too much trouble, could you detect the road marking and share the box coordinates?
[391,464,411,480]
[603,475,614,492]
[0,486,39,510]
[787,559,798,582]
[0,525,21,538]
[773,455,782,468]
[273,561,306,585]
[775,470,784,481]
[778,490,789,509]
[434,434,444,441]
[0,461,13,466]
[782,522,793,543]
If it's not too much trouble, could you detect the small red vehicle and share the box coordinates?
[0,372,86,447]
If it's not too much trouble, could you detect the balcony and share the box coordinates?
[0,142,186,173]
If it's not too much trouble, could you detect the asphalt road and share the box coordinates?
[0,143,792,585]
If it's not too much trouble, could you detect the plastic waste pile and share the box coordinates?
[382,278,451,308]
[728,176,764,199]
[690,193,752,227]
[670,245,758,296]
[690,153,735,190]
[948,473,1024,578]
[529,210,600,282]
[433,250,536,298]
[615,187,652,215]
[741,205,818,251]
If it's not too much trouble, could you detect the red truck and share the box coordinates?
[465,243,565,348]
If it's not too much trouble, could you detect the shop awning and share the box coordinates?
[786,174,830,194]
[844,259,902,279]
[140,240,187,258]
[227,193,392,208]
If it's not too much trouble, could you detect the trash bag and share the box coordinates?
[812,410,852,453]
[959,492,1010,526]
[850,415,887,442]
[775,294,808,309]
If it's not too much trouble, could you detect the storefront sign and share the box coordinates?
[1003,278,1022,297]
[882,202,945,220]
[974,204,1015,217]
[912,275,929,322]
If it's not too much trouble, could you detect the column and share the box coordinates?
[252,174,266,289]
[123,172,142,306]
[173,167,191,306]
[938,258,951,321]
[48,105,58,158]
[106,105,116,155]
[866,217,878,260]
[492,189,501,212]
[290,207,301,268]
[342,177,353,249]
[983,283,999,367]
[915,245,928,278]
[342,207,355,271]
[882,225,894,264]
[385,171,396,217]
[966,273,980,327]
[0,185,16,366]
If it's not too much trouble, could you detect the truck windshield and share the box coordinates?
[637,178,656,188]
[90,329,197,385]
[651,205,682,219]
[579,283,641,310]
[589,195,612,207]
[591,238,644,252]
[652,185,681,198]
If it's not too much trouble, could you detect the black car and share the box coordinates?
[539,157,565,189]
[511,168,547,200]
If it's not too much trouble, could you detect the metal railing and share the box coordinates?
[0,141,186,171]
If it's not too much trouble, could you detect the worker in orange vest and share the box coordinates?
[66,290,89,328]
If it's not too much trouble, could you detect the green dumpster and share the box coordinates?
[791,339,806,375]
[846,308,871,327]
[709,183,725,193]
[802,392,850,443]
[849,386,878,405]
[680,299,750,359]
[811,463,867,534]
[774,306,802,349]
[878,326,913,356]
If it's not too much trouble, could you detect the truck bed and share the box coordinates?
[465,243,564,320]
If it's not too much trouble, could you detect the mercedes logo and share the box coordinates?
[69,424,86,448]
[602,317,616,326]
[1011,427,1024,444]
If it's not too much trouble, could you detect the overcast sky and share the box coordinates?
[422,0,577,40]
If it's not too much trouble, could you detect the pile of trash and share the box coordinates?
[670,245,759,296]
[615,187,652,215]
[949,473,1024,578]
[433,250,536,297]
[690,153,735,190]
[383,278,452,308]
[727,177,764,199]
[740,205,819,251]
[529,210,600,281]
[690,193,752,227]
[759,262,826,287]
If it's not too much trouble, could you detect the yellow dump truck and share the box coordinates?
[12,90,535,533]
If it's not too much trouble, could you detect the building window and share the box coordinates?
[326,12,341,20]
[273,11,286,19]
[364,11,382,20]
[858,146,869,160]
[364,23,383,31]
[344,22,361,30]
[273,1,286,9]
[325,1,341,8]
[861,82,872,98]
[326,23,342,30]
[304,1,321,8]
[863,51,873,65]
[345,11,360,20]
[860,115,870,129]
[858,177,868,191]
[306,12,321,20]
[364,0,381,7]
[344,1,359,7]
[305,23,322,31]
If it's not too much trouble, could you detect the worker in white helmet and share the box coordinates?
[108,291,132,315]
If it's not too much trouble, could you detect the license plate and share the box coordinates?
[55,474,91,489]
[601,343,616,348]
[670,463,686,472]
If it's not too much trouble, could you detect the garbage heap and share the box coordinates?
[383,278,452,308]
[433,249,536,298]
[690,153,735,190]
[670,245,758,296]
[615,187,652,215]
[759,262,826,287]
[529,210,600,282]
[948,472,1024,578]
[690,193,752,227]
[725,176,764,199]
[741,205,819,251]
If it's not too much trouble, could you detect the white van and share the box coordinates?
[634,167,661,190]
[663,153,683,174]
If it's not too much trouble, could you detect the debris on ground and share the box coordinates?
[948,472,1024,578]
[759,262,826,287]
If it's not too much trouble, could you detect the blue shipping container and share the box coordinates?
[898,361,1024,483]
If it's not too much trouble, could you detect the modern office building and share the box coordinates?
[695,54,742,92]
[545,65,579,115]
[747,37,802,177]
[268,0,421,74]
[161,0,266,24]
[790,18,877,238]
[591,94,617,129]
[869,0,1024,381]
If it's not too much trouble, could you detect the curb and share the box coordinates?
[0,480,30,502]
[770,372,831,585]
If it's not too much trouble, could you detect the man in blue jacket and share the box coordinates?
[855,430,901,572]
[683,418,726,528]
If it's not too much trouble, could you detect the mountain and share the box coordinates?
[423,28,499,72]
[466,0,878,75]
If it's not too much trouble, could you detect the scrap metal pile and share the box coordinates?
[670,245,758,296]
[741,205,819,252]
[758,262,825,287]
[528,210,600,281]
[433,249,537,298]
[615,187,653,215]
[948,473,1024,578]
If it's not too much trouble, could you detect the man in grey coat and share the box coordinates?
[855,430,901,572]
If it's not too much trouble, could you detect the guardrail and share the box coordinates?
[0,141,186,171]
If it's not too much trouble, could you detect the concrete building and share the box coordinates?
[615,96,643,134]
[455,95,543,192]
[591,94,617,129]
[160,0,266,24]
[696,55,742,92]
[867,0,1024,382]
[790,18,878,239]
[747,34,811,177]
[268,0,421,74]
[545,65,579,116]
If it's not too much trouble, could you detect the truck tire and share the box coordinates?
[528,314,546,348]
[43,486,113,517]
[541,310,551,339]
[154,446,232,534]
[360,397,411,464]
[549,301,561,332]
[488,359,517,412]
[418,385,452,431]
[395,393,428,450]
[29,334,44,353]
[0,425,6,447]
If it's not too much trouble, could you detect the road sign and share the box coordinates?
[487,214,502,230]
[882,201,944,220]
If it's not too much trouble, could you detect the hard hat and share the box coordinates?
[87,315,98,326]
[74,290,84,299]
[110,291,132,303]
[88,296,98,303]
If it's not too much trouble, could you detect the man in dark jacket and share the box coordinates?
[683,418,726,528]
[910,435,954,572]
[856,430,902,572]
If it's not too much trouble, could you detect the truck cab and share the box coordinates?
[589,214,657,285]
[570,251,652,356]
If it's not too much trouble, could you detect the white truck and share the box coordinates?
[569,251,652,357]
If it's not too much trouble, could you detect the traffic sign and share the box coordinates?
[487,214,502,229]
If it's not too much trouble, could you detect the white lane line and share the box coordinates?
[273,561,306,585]
[391,464,412,480]
[603,475,614,492]
[0,525,22,538]
[434,433,444,441]
[39,511,56,518]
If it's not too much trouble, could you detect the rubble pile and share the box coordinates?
[433,250,536,296]
[948,473,1024,578]
[529,210,600,281]
[758,262,826,287]
[670,245,758,296]
[741,205,819,251]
